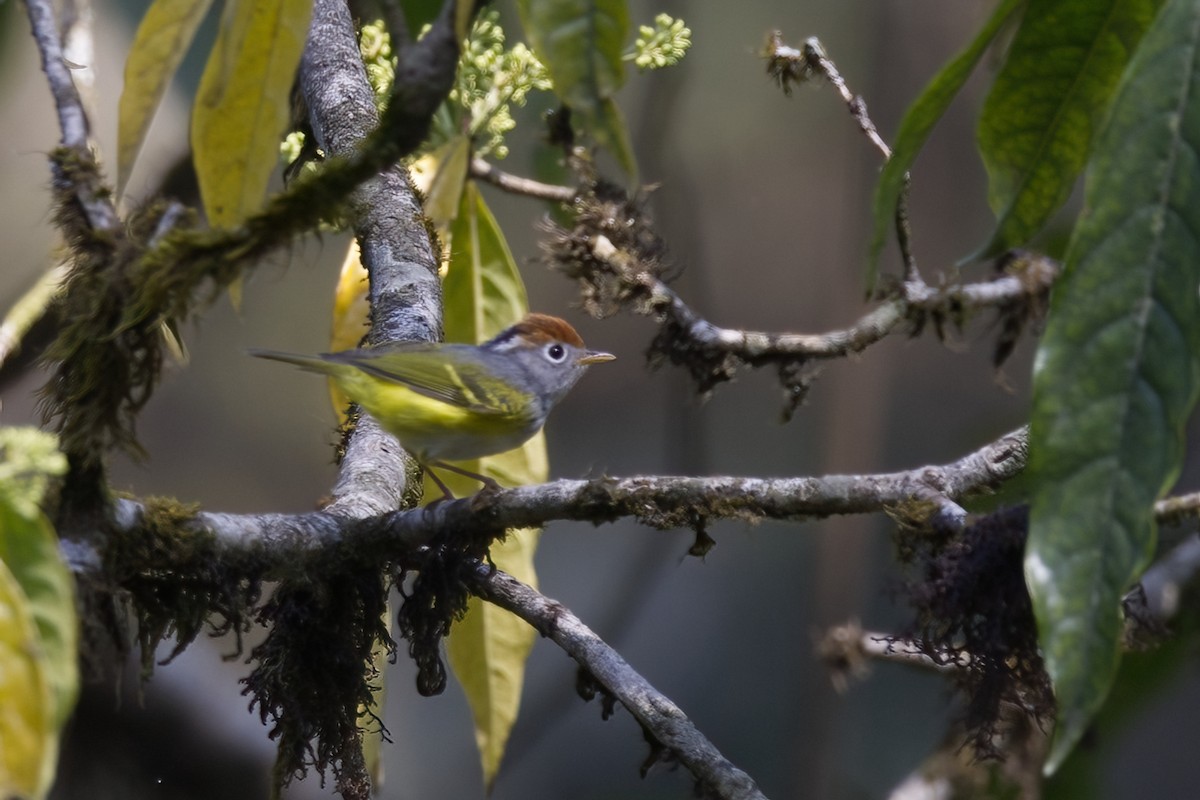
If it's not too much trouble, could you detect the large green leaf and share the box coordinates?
[442,182,531,346]
[867,0,1025,286]
[517,0,634,173]
[442,182,543,789]
[117,0,216,195]
[191,0,312,227]
[974,0,1160,258]
[517,0,628,114]
[1027,0,1200,774]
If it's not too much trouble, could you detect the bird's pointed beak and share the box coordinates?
[577,350,616,365]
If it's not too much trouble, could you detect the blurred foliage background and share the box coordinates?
[1,0,1197,797]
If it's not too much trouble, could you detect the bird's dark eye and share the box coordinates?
[546,343,567,362]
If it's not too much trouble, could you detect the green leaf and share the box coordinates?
[0,558,51,799]
[442,182,542,789]
[1045,623,1195,797]
[117,0,216,195]
[517,0,636,173]
[1026,0,1200,774]
[442,182,531,346]
[517,0,629,113]
[867,0,1025,286]
[974,0,1161,259]
[191,0,312,227]
[592,96,637,181]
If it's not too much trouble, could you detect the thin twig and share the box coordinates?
[799,37,892,160]
[470,157,577,202]
[466,564,768,800]
[763,32,918,281]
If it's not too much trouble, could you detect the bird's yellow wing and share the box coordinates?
[327,345,531,418]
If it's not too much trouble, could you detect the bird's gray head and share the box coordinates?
[484,314,615,411]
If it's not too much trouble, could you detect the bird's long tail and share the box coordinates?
[247,349,337,375]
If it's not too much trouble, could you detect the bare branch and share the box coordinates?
[470,157,578,202]
[1126,533,1200,625]
[818,622,970,692]
[1153,491,1200,528]
[466,564,768,800]
[565,220,1057,361]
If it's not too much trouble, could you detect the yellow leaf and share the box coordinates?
[0,558,52,799]
[441,181,544,788]
[446,524,540,791]
[191,0,312,227]
[117,0,216,196]
[328,240,371,418]
[0,428,78,745]
[0,503,78,735]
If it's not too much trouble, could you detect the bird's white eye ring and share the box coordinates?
[545,343,567,362]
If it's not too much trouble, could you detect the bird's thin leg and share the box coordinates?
[421,464,457,501]
[428,460,503,492]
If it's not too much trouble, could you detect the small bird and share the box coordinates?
[251,313,615,498]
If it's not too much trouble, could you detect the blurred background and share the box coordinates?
[1,0,1197,798]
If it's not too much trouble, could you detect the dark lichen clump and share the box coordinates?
[243,551,393,787]
[100,497,265,676]
[895,505,1054,758]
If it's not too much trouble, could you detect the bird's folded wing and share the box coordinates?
[327,346,528,417]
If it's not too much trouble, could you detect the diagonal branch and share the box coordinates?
[466,563,769,800]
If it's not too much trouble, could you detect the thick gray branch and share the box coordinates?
[299,0,450,515]
[73,428,1031,584]
[466,564,768,800]
[301,0,443,347]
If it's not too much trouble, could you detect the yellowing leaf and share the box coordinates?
[0,558,52,799]
[0,428,78,749]
[0,503,78,735]
[328,241,372,417]
[441,182,543,788]
[192,0,312,227]
[446,522,540,791]
[117,0,216,195]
